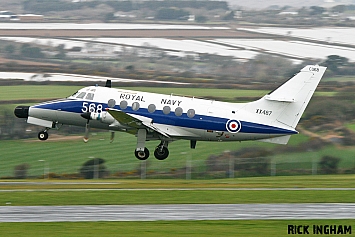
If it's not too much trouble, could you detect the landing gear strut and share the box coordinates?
[38,130,49,141]
[134,129,149,160]
[154,142,169,160]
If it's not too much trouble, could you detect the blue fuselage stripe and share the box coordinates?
[33,100,297,135]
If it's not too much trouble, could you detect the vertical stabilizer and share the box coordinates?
[242,65,326,130]
[271,65,326,128]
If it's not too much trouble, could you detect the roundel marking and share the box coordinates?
[226,119,242,133]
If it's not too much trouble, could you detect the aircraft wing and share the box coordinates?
[106,108,170,137]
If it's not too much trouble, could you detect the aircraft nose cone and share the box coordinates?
[14,106,29,118]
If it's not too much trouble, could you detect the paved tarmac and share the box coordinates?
[0,204,354,222]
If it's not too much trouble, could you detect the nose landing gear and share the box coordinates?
[38,130,49,141]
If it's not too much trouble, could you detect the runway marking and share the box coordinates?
[0,204,354,222]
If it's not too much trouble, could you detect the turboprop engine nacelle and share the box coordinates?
[81,111,115,124]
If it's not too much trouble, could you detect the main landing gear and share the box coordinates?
[134,129,170,161]
[134,145,169,161]
[134,148,150,160]
[154,142,169,160]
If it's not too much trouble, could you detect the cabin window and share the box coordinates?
[120,100,128,109]
[148,104,156,113]
[85,93,95,100]
[108,99,116,108]
[76,92,86,99]
[175,107,183,117]
[132,102,140,111]
[163,106,171,115]
[187,109,195,118]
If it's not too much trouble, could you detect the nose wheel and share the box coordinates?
[38,130,49,141]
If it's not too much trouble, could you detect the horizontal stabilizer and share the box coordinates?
[257,135,291,145]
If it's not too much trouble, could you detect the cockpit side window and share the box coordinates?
[76,92,86,99]
[70,91,79,98]
[85,93,95,100]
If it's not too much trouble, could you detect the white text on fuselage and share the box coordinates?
[161,98,182,106]
[119,94,145,102]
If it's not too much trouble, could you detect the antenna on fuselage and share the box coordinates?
[105,80,112,88]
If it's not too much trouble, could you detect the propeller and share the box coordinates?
[110,131,115,143]
[80,80,112,143]
[81,112,91,143]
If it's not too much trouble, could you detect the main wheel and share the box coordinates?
[38,131,48,141]
[154,146,169,160]
[134,148,150,160]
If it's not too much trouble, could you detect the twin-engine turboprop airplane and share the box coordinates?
[14,65,326,160]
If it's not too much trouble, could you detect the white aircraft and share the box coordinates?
[14,65,326,160]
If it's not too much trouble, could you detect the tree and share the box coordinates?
[55,44,66,59]
[223,11,235,21]
[14,163,30,179]
[195,15,207,23]
[20,44,44,59]
[79,158,108,179]
[331,5,347,13]
[319,156,340,174]
[310,6,325,15]
[104,12,115,22]
[4,44,15,55]
[323,55,349,73]
[156,7,190,20]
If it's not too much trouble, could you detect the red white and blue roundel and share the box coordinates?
[226,119,242,133]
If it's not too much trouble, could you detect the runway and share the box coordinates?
[0,204,354,222]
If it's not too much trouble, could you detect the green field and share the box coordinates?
[2,189,355,205]
[0,177,354,236]
[1,175,355,205]
[1,131,355,178]
[0,132,271,177]
[324,76,355,82]
[0,85,335,102]
[0,220,354,237]
[2,174,355,189]
[1,132,355,178]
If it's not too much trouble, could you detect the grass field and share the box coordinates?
[0,132,353,178]
[1,85,336,102]
[0,220,354,237]
[2,189,355,205]
[1,175,355,205]
[0,177,354,236]
[0,132,274,177]
[324,76,355,82]
[1,132,355,178]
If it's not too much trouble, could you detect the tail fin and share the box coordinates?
[241,65,326,142]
